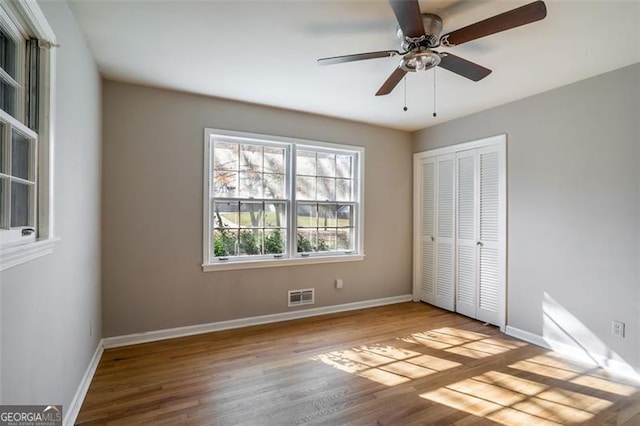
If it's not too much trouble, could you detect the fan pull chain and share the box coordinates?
[432,68,437,118]
[403,76,408,112]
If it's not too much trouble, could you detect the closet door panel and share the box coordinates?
[476,147,504,326]
[435,154,455,311]
[455,152,477,318]
[419,159,436,303]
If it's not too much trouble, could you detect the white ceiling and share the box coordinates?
[68,0,640,132]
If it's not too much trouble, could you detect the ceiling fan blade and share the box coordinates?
[375,67,407,96]
[438,53,492,82]
[317,50,400,66]
[389,0,425,38]
[441,0,547,46]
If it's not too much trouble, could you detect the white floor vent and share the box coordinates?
[288,288,314,307]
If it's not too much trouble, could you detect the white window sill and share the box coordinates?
[0,238,60,272]
[203,254,365,272]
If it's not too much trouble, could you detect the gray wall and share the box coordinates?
[102,81,413,337]
[414,63,640,370]
[0,0,101,409]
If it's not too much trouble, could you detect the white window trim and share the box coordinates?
[202,128,365,271]
[0,0,58,272]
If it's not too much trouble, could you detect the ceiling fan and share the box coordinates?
[318,0,547,96]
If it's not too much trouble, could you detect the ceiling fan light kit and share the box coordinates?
[400,50,441,73]
[318,0,547,97]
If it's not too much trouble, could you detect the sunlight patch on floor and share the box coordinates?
[508,359,579,381]
[310,342,462,387]
[419,369,611,425]
[570,374,639,397]
[311,328,523,387]
[475,370,614,412]
[508,356,638,397]
[307,325,638,424]
[405,354,460,371]
[445,340,512,359]
[398,327,527,356]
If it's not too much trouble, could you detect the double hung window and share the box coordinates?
[295,149,357,255]
[0,1,56,271]
[204,129,364,270]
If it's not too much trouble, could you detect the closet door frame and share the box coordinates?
[413,134,507,331]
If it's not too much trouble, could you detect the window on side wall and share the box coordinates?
[203,129,364,271]
[0,1,57,271]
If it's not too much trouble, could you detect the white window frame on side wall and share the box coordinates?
[203,128,365,271]
[0,0,58,271]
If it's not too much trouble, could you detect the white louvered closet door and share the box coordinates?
[455,151,477,319]
[419,158,436,304]
[434,154,455,311]
[413,135,505,328]
[476,146,505,326]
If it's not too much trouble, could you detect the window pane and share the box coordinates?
[0,29,17,79]
[296,150,316,175]
[0,79,16,118]
[239,172,263,198]
[317,153,335,177]
[318,204,337,228]
[213,200,290,258]
[213,170,238,197]
[297,229,316,253]
[12,131,32,180]
[337,229,354,251]
[0,177,6,228]
[317,178,335,201]
[296,175,315,200]
[264,146,285,174]
[240,202,263,228]
[296,203,316,228]
[336,179,352,202]
[239,229,262,255]
[265,202,286,228]
[213,142,238,171]
[240,145,262,172]
[337,205,354,227]
[336,155,353,178]
[213,201,239,228]
[264,228,285,255]
[264,173,285,199]
[317,229,336,252]
[213,228,238,257]
[11,181,30,227]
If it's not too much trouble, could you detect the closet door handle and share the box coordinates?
[430,236,435,242]
[476,241,483,247]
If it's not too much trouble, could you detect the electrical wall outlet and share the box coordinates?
[611,320,625,337]
[335,278,343,289]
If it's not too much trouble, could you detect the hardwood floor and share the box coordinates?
[77,302,640,425]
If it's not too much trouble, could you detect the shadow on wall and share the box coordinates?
[542,292,638,379]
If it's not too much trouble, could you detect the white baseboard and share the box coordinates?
[505,325,640,382]
[103,294,413,349]
[64,339,104,426]
[505,325,548,347]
